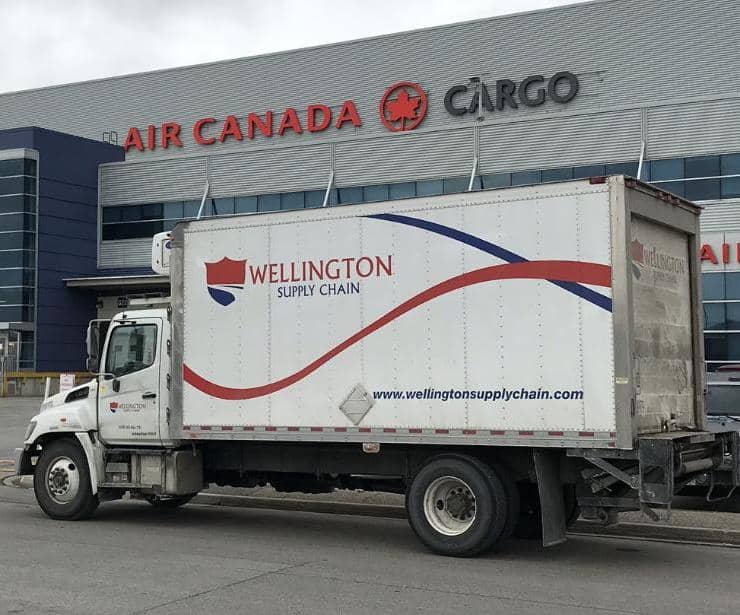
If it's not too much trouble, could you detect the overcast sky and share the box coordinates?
[0,0,590,93]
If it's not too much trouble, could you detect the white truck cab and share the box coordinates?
[22,306,170,449]
[16,299,202,521]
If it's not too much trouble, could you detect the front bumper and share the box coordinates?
[14,446,32,476]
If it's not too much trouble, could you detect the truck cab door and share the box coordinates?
[98,317,163,446]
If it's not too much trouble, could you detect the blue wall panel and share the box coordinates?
[0,127,123,371]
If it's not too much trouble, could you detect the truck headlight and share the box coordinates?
[24,420,36,441]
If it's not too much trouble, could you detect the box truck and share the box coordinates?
[16,176,740,556]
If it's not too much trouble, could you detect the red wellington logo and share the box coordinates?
[379,82,428,132]
[205,257,247,306]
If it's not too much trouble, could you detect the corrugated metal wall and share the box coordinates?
[699,200,740,233]
[98,238,153,268]
[99,157,207,206]
[335,127,474,185]
[209,143,332,197]
[647,99,740,160]
[479,109,642,173]
[1,0,738,268]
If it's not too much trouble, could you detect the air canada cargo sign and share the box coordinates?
[122,71,580,153]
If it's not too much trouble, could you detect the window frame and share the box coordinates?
[104,323,159,378]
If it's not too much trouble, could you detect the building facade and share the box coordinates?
[0,0,738,373]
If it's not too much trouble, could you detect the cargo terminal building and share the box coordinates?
[0,0,739,376]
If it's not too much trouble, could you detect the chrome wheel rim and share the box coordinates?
[45,456,80,504]
[423,476,477,536]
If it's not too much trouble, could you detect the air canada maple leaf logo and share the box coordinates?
[379,82,428,132]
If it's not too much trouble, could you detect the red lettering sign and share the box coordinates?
[146,125,156,151]
[700,244,718,265]
[193,118,217,145]
[123,127,144,152]
[123,86,431,153]
[219,115,243,142]
[335,101,362,129]
[278,108,303,135]
[307,104,331,132]
[247,112,272,139]
[161,122,183,148]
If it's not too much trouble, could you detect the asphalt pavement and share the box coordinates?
[2,397,740,613]
[0,396,39,468]
[1,489,739,615]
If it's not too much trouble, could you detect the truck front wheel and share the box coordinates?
[33,439,99,521]
[406,455,508,557]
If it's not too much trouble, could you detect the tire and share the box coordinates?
[145,494,195,508]
[406,455,508,557]
[513,483,578,540]
[33,439,99,521]
[490,461,520,541]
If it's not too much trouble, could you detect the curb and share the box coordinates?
[190,492,740,546]
[569,519,740,547]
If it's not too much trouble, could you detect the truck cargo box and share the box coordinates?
[169,176,704,450]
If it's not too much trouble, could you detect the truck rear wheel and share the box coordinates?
[406,455,508,557]
[33,439,99,521]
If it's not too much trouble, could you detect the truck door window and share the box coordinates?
[105,324,158,377]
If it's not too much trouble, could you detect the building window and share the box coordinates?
[99,151,740,246]
[542,167,573,182]
[606,161,639,177]
[0,154,37,369]
[363,184,389,203]
[304,190,327,208]
[256,193,279,212]
[511,170,542,186]
[416,179,443,196]
[720,153,740,199]
[573,164,606,179]
[281,192,304,210]
[337,186,363,205]
[684,155,720,201]
[235,196,258,213]
[389,182,415,200]
[481,173,511,189]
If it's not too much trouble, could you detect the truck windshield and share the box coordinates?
[105,324,158,377]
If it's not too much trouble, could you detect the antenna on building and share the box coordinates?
[196,180,211,220]
[636,141,646,180]
[322,170,335,207]
[196,158,211,220]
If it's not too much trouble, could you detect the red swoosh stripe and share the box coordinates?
[183,260,612,400]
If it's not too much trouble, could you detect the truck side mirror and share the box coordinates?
[86,319,111,375]
[112,379,120,393]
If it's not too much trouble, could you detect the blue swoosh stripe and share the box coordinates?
[366,212,612,312]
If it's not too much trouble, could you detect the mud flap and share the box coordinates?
[534,449,567,546]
